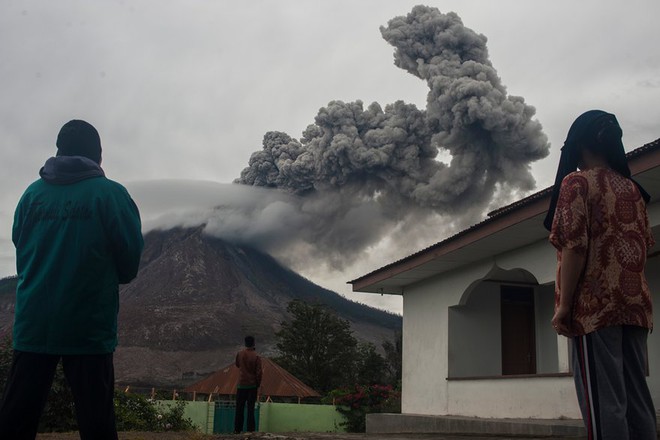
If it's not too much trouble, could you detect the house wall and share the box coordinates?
[402,261,492,415]
[495,239,556,284]
[643,255,660,406]
[400,199,660,419]
[645,202,660,406]
[401,240,573,418]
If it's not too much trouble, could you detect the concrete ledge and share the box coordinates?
[366,413,586,437]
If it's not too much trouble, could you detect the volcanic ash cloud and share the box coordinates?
[231,6,550,268]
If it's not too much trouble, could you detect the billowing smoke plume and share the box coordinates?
[230,6,549,269]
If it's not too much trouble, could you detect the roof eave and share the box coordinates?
[350,195,549,292]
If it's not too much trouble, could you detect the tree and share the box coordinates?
[382,330,402,386]
[275,300,358,393]
[354,342,387,385]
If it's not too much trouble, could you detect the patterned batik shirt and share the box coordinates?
[549,167,654,336]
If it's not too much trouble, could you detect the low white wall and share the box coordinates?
[447,376,581,419]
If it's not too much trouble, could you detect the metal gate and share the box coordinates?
[213,400,260,433]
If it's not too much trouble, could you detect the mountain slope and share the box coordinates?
[0,228,400,386]
[0,276,17,340]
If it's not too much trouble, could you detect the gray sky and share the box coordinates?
[1,0,659,314]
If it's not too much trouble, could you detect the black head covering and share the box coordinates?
[543,110,650,231]
[56,120,102,164]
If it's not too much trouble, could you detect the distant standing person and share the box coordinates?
[234,335,262,433]
[545,110,656,439]
[0,120,144,439]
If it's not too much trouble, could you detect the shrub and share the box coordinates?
[0,336,194,432]
[114,391,159,430]
[114,392,195,431]
[154,399,196,431]
[330,384,400,432]
[38,364,77,432]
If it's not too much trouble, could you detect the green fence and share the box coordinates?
[156,400,345,434]
[258,402,346,433]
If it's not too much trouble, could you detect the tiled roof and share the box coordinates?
[350,138,660,285]
[184,357,320,398]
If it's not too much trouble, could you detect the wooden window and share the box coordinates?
[501,286,536,375]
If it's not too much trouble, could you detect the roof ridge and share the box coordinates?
[487,137,660,218]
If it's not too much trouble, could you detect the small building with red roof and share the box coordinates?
[185,357,320,402]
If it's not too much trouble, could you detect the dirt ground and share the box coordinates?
[35,431,583,440]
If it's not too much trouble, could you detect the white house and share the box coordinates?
[350,139,660,424]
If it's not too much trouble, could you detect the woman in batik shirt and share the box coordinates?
[544,110,656,440]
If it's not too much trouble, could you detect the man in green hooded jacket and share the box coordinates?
[0,120,144,439]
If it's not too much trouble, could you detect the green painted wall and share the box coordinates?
[155,400,346,434]
[258,402,346,433]
[156,400,214,434]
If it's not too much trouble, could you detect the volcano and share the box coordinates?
[0,227,399,387]
[116,227,400,386]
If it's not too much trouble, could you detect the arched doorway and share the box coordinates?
[448,265,558,378]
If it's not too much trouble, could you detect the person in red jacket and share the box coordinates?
[234,335,262,433]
